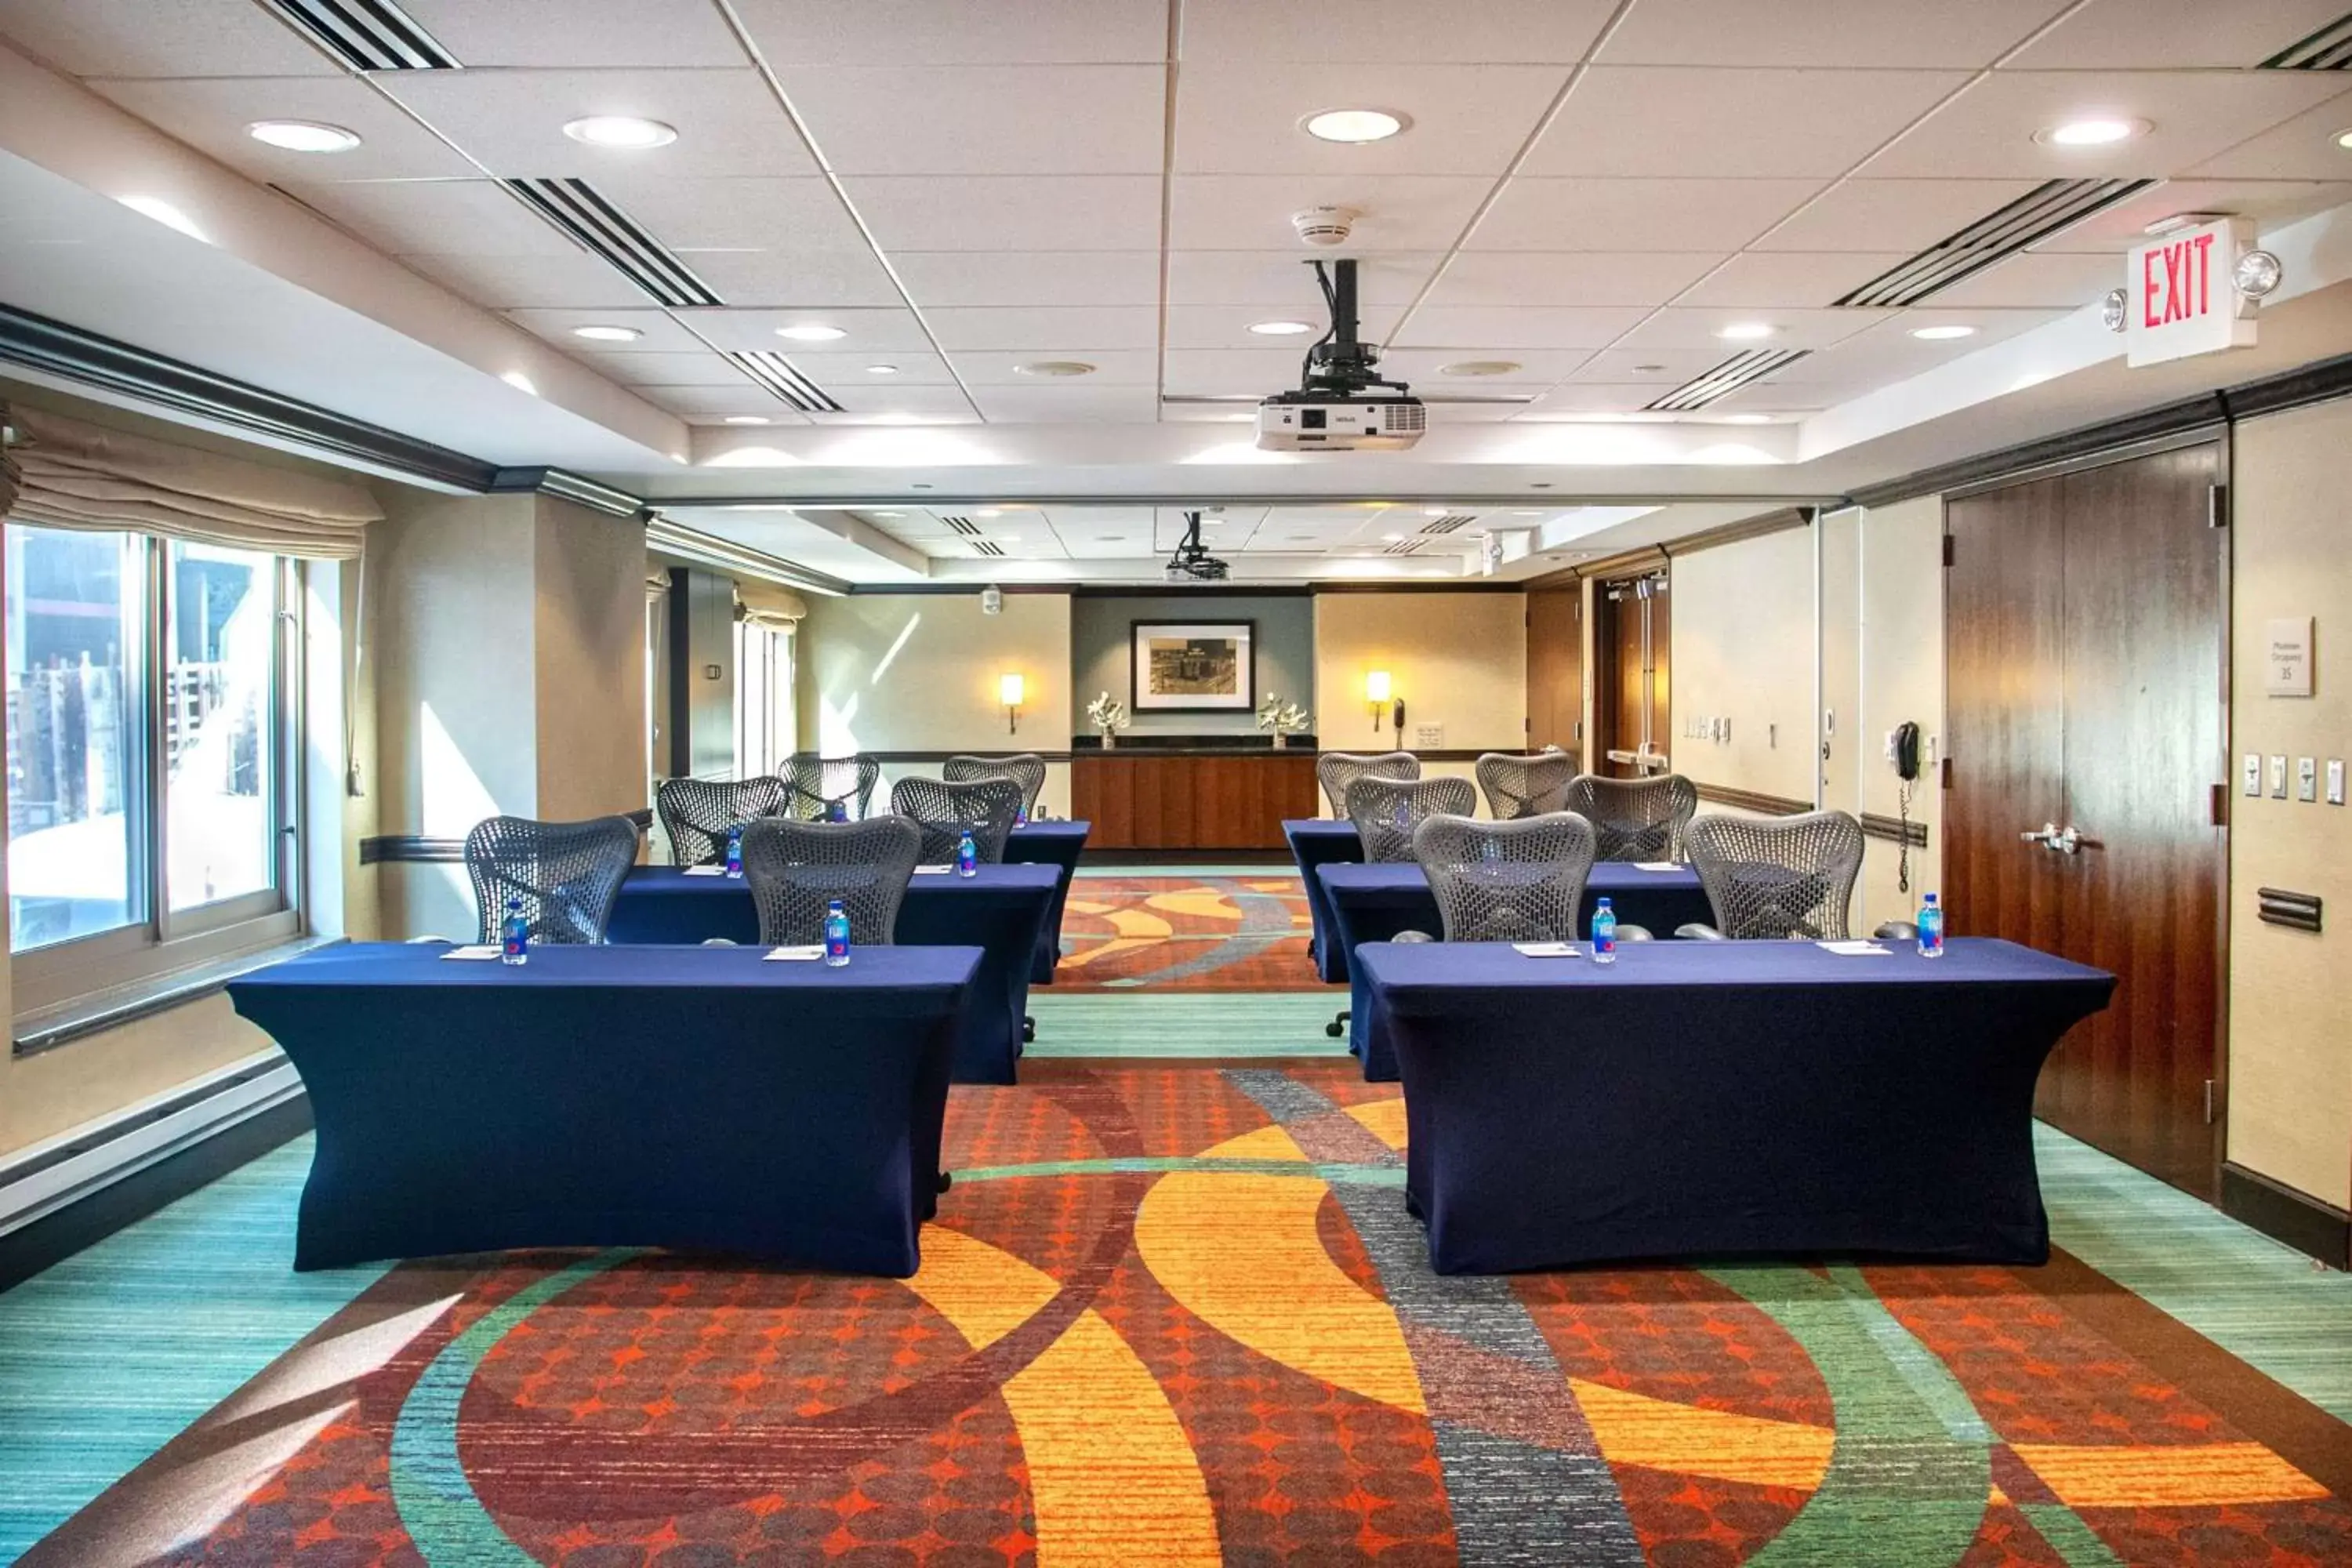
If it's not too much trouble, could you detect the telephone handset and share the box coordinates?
[1891,721,1922,892]
[1892,721,1922,783]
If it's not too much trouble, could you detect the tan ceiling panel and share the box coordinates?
[2004,0,2351,69]
[1164,304,1406,350]
[670,306,937,353]
[1608,306,1889,353]
[948,349,1162,385]
[848,176,1163,251]
[1750,178,2045,251]
[398,249,656,310]
[1469,177,1828,251]
[924,306,1160,352]
[1179,0,1615,64]
[780,65,1166,175]
[1163,347,1340,395]
[1422,251,1725,309]
[1671,252,1912,308]
[377,68,819,180]
[778,350,961,385]
[969,385,1162,423]
[1172,175,1496,252]
[1174,62,1571,175]
[583,175,870,252]
[1563,350,1723,384]
[0,0,343,78]
[397,0,753,67]
[86,77,481,183]
[1769,307,2070,382]
[281,180,580,258]
[2185,90,2352,180]
[1166,251,1443,307]
[1918,251,2122,308]
[1596,0,2074,67]
[1523,67,1968,179]
[893,252,1162,307]
[671,248,905,308]
[1377,347,1599,383]
[1390,305,1653,350]
[731,0,1168,65]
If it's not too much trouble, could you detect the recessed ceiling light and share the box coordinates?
[562,115,677,149]
[871,510,905,518]
[1715,322,1777,341]
[866,364,899,375]
[722,415,770,425]
[1380,532,1404,543]
[1302,107,1409,143]
[1910,324,1976,341]
[775,324,847,342]
[1248,319,1316,336]
[1439,360,1522,377]
[1016,360,1096,376]
[975,509,1001,518]
[1722,413,1773,424]
[1423,506,1450,517]
[246,119,361,154]
[2037,117,2146,147]
[1512,510,1543,517]
[571,324,642,342]
[1634,363,1667,372]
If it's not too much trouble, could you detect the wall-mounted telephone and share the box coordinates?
[1890,720,1922,893]
[1891,721,1922,783]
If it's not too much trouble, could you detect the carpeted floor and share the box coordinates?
[14,1058,2352,1567]
[1049,876,1330,993]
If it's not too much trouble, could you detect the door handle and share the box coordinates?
[2020,823,2103,855]
[2020,822,2060,850]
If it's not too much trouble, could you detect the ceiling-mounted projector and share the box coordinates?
[1257,257,1425,452]
[1165,510,1229,582]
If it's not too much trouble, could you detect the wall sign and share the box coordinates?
[2126,217,2257,368]
[2265,616,2314,697]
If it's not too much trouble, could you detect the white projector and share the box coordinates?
[1256,396,1427,452]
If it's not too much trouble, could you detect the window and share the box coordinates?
[733,620,794,778]
[5,522,299,1000]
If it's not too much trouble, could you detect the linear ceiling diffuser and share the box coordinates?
[258,0,459,70]
[1417,513,1476,535]
[1833,178,2156,309]
[2262,12,2352,67]
[1646,349,1810,412]
[501,179,724,308]
[723,351,845,414]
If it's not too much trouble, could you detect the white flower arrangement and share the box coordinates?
[1085,691,1131,738]
[1254,691,1312,736]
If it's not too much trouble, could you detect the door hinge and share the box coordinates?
[2204,1080,2216,1124]
[1942,534,1955,567]
[2211,781,2228,826]
[1940,755,1953,789]
[2207,483,2227,530]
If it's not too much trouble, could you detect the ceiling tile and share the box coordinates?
[1596,0,2074,67]
[1163,347,1331,395]
[399,249,655,309]
[1771,307,2069,382]
[1607,307,1889,353]
[1523,67,1966,179]
[731,0,1167,64]
[397,0,753,67]
[1515,384,1682,416]
[923,305,1160,351]
[893,252,1160,307]
[671,249,905,307]
[1180,0,1613,62]
[1918,250,2121,307]
[506,307,711,351]
[1172,175,1493,252]
[848,176,1163,251]
[376,68,819,179]
[280,179,577,256]
[1423,252,1724,309]
[971,385,1162,423]
[782,66,1164,175]
[780,350,960,385]
[1166,304,1410,350]
[1388,305,1651,349]
[0,0,343,77]
[1174,63,1571,175]
[1470,178,1827,252]
[85,77,481,182]
[2027,178,2352,248]
[1563,350,1720,384]
[635,384,811,420]
[948,350,1160,384]
[1377,347,1599,382]
[670,306,936,353]
[1167,251,1441,306]
[2184,90,2352,180]
[2004,0,2351,68]
[808,383,979,420]
[1857,70,2347,180]
[572,350,753,385]
[1750,178,2044,251]
[583,175,870,251]
[1671,251,1912,307]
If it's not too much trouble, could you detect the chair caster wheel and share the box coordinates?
[1022,1015,1036,1043]
[936,1171,953,1194]
[1324,1020,1344,1038]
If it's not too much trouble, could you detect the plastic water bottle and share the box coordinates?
[1917,891,1944,958]
[500,896,528,966]
[823,898,851,967]
[956,829,978,878]
[826,799,848,824]
[724,825,744,878]
[1591,896,1617,965]
[1015,803,1029,827]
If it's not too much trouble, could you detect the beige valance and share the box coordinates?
[735,578,808,627]
[2,405,380,560]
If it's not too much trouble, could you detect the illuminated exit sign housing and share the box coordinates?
[2126,216,2257,368]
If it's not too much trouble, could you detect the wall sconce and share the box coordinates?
[1364,670,1405,736]
[1000,672,1025,734]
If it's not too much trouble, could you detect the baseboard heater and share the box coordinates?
[0,1053,303,1240]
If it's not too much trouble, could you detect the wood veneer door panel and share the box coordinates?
[1647,582,1671,768]
[1527,587,1584,764]
[1073,757,1133,849]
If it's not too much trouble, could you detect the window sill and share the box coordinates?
[12,934,342,1059]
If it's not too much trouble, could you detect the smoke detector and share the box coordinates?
[1292,205,1359,247]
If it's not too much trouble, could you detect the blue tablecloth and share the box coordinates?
[1007,820,1089,985]
[228,942,985,1276]
[606,864,1056,1083]
[1356,937,2116,1273]
[1320,860,1716,1076]
[1283,818,1366,981]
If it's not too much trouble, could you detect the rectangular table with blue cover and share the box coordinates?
[1355,937,2116,1274]
[1319,860,1715,1079]
[227,943,986,1276]
[1283,818,1364,982]
[1007,820,1089,985]
[606,864,1057,1083]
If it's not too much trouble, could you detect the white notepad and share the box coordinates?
[440,946,503,960]
[913,865,953,875]
[1817,940,1893,956]
[764,946,825,961]
[1513,942,1581,957]
[1632,862,1681,872]
[681,865,728,877]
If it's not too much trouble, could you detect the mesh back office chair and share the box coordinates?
[1682,810,1865,941]
[944,753,1047,815]
[1346,775,1479,862]
[463,815,640,946]
[1475,752,1578,820]
[1563,772,1700,862]
[1316,750,1418,818]
[889,775,1025,864]
[1413,811,1598,943]
[785,753,882,821]
[739,815,921,946]
[655,775,787,867]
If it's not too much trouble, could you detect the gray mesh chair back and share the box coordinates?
[944,753,1047,815]
[1685,810,1864,940]
[1475,752,1578,820]
[1347,775,1478,863]
[463,815,639,945]
[1563,772,1700,862]
[1317,750,1419,817]
[889,775,1025,864]
[655,775,787,866]
[1413,811,1597,943]
[785,753,881,820]
[739,815,921,946]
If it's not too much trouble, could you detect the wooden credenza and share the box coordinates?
[1071,750,1319,850]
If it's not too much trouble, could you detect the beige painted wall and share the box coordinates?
[1,997,275,1154]
[799,591,1076,816]
[2226,401,2352,1210]
[1668,528,1817,804]
[1312,590,1527,812]
[533,499,650,822]
[1854,495,1946,933]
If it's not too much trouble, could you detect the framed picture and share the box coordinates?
[1131,621,1256,713]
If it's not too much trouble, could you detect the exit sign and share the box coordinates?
[2126,217,2257,368]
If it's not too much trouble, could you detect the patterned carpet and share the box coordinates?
[1051,877,1330,993]
[20,1059,2352,1566]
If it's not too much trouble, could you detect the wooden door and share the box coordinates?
[1593,575,1667,777]
[1646,579,1672,768]
[1944,444,2225,1196]
[1526,584,1584,763]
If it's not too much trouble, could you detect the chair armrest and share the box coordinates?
[1674,923,1726,941]
[1392,929,1437,944]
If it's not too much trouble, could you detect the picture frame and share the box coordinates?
[1131,620,1256,713]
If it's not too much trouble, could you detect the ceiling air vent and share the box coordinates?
[1646,349,1810,413]
[501,179,722,308]
[1418,513,1476,535]
[724,350,844,415]
[2263,13,2352,67]
[971,541,1007,557]
[940,516,983,536]
[1834,178,2157,308]
[1381,539,1425,556]
[258,0,458,69]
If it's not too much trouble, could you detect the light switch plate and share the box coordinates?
[2270,755,2290,798]
[2328,759,2346,806]
[1414,723,1443,748]
[2244,753,2263,796]
[2299,757,2318,802]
